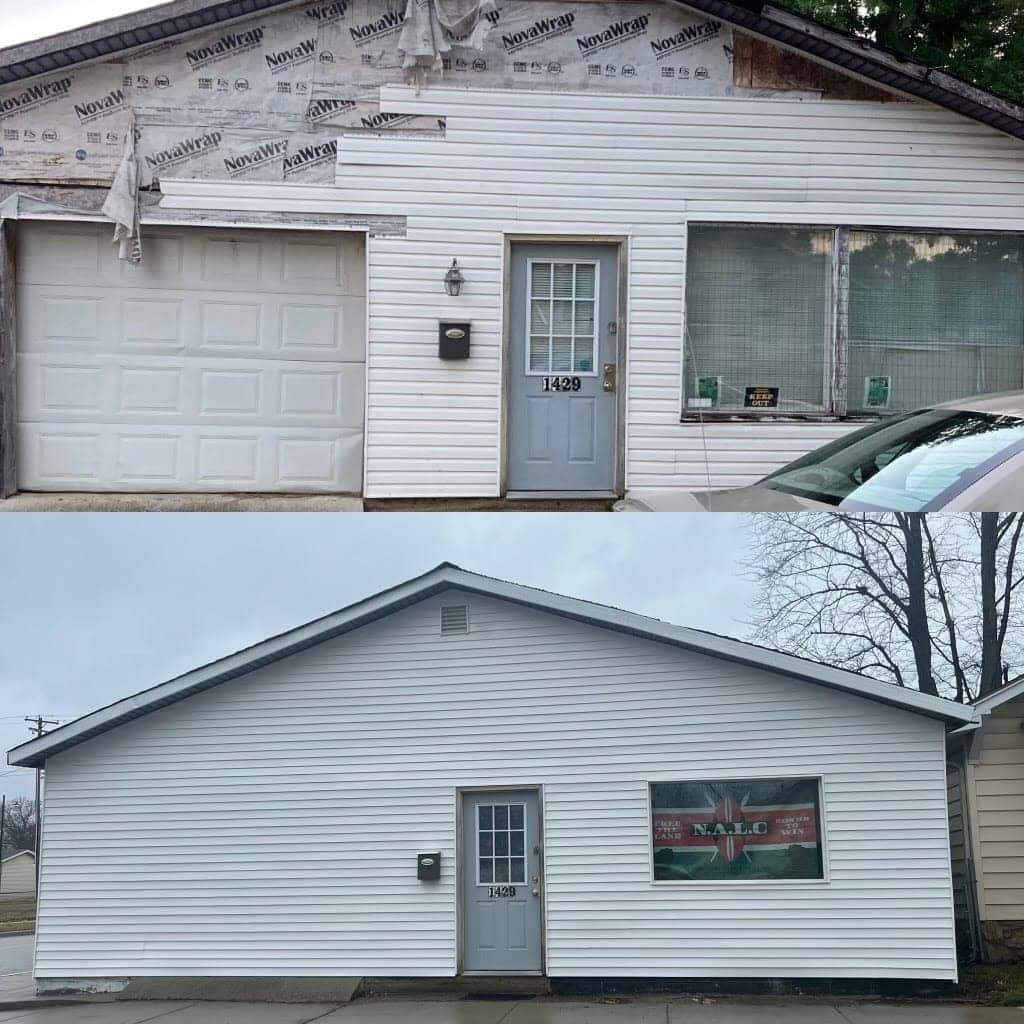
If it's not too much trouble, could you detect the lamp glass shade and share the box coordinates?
[444,259,464,297]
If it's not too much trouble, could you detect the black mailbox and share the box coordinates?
[439,321,471,360]
[417,852,441,880]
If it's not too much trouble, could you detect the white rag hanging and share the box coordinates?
[101,117,142,264]
[398,0,495,70]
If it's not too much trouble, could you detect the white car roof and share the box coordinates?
[935,390,1024,417]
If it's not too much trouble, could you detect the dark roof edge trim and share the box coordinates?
[668,0,1024,142]
[0,0,304,86]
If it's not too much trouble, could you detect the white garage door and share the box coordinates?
[16,222,365,492]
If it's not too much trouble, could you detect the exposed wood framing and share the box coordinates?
[0,217,16,498]
[732,35,902,102]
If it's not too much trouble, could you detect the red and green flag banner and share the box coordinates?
[651,779,823,881]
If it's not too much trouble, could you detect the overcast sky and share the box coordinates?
[0,1,153,48]
[0,513,754,799]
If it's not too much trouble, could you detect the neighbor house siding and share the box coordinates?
[972,698,1024,922]
[329,88,1024,495]
[36,591,956,979]
[0,852,35,895]
[946,758,970,926]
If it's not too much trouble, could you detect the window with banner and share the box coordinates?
[650,778,825,882]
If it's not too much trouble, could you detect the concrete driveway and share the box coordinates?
[2,1000,1024,1024]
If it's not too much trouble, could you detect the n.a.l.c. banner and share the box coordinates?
[650,778,824,881]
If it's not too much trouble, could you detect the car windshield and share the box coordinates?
[761,409,1024,511]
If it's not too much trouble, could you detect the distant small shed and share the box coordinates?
[947,677,1024,961]
[0,850,36,896]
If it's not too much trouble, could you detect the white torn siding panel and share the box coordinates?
[34,593,956,979]
[328,87,1024,495]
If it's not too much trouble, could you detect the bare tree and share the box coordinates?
[745,513,1024,702]
[0,796,36,860]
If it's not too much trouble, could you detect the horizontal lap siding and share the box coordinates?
[946,761,969,923]
[37,593,955,979]
[973,700,1024,920]
[330,87,1024,494]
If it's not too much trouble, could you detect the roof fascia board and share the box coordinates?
[8,565,976,769]
[973,675,1024,715]
[666,0,1024,142]
[0,0,305,85]
[0,851,35,863]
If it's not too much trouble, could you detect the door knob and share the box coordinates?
[603,363,616,393]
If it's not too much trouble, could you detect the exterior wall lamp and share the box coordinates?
[444,259,464,297]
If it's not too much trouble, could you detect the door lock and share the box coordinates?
[531,875,540,896]
[603,363,616,393]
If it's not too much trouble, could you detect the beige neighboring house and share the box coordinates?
[0,850,35,896]
[948,676,1024,961]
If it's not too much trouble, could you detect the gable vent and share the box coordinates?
[440,604,469,635]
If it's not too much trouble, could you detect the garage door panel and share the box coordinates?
[20,226,365,296]
[19,354,364,429]
[17,286,365,362]
[18,424,364,491]
[16,223,366,493]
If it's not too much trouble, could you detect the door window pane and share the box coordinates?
[531,262,551,297]
[685,226,833,412]
[553,263,574,297]
[527,261,598,374]
[477,802,528,886]
[651,779,824,881]
[848,232,1024,413]
[575,263,595,298]
[552,337,572,372]
[573,338,593,373]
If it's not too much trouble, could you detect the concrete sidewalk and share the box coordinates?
[2,998,1024,1024]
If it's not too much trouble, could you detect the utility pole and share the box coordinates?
[0,793,5,892]
[25,716,58,888]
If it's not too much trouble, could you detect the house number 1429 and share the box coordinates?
[488,886,517,898]
[542,376,581,392]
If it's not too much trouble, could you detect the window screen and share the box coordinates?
[848,232,1024,414]
[685,226,833,412]
[651,779,824,881]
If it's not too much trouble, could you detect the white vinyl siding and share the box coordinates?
[37,591,955,980]
[331,87,1024,495]
[970,698,1024,921]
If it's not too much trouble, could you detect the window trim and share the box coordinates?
[646,775,830,887]
[680,222,1024,423]
[475,800,529,887]
[524,257,601,378]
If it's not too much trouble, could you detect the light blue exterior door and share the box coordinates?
[507,244,618,493]
[461,790,543,973]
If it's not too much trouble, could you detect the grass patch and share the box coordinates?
[957,962,1024,1005]
[0,899,36,934]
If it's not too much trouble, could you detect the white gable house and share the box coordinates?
[8,564,976,992]
[1,0,1024,501]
